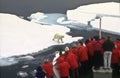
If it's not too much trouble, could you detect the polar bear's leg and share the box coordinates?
[53,35,56,41]
[60,38,64,43]
[57,38,60,43]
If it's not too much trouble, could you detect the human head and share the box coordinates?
[77,42,83,48]
[44,59,49,63]
[94,35,99,41]
[106,35,112,40]
[85,39,90,44]
[64,46,70,52]
[37,66,42,71]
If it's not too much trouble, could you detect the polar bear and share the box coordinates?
[53,33,64,43]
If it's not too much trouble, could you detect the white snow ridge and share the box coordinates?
[0,13,83,66]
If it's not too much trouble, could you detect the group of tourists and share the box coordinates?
[35,35,120,78]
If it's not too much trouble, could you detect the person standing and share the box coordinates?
[65,46,79,78]
[42,59,54,78]
[56,55,70,78]
[102,35,115,69]
[111,45,120,72]
[35,66,46,78]
[114,38,120,50]
[77,41,88,74]
[92,35,103,70]
[85,39,94,70]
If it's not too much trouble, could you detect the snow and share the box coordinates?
[17,71,28,77]
[67,2,120,34]
[0,2,120,66]
[56,17,73,24]
[27,12,47,23]
[91,17,120,34]
[52,51,60,65]
[0,13,83,58]
[28,12,67,25]
[0,57,18,66]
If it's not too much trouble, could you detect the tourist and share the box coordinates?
[35,66,46,78]
[42,59,54,78]
[102,35,114,70]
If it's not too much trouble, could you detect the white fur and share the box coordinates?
[52,33,64,43]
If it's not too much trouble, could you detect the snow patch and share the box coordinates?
[17,71,28,77]
[0,57,18,66]
[67,2,120,34]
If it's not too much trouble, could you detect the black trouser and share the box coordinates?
[112,63,119,72]
[70,68,79,78]
[79,61,88,74]
[93,51,103,69]
[61,76,69,78]
[88,54,94,70]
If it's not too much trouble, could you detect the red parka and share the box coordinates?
[56,55,65,64]
[70,47,78,55]
[69,47,79,62]
[92,40,103,52]
[100,39,105,54]
[42,61,54,77]
[86,42,94,56]
[56,58,70,77]
[78,46,88,62]
[114,41,120,50]
[65,52,79,70]
[112,48,120,64]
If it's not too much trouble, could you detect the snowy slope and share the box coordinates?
[0,13,83,58]
[67,2,120,34]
